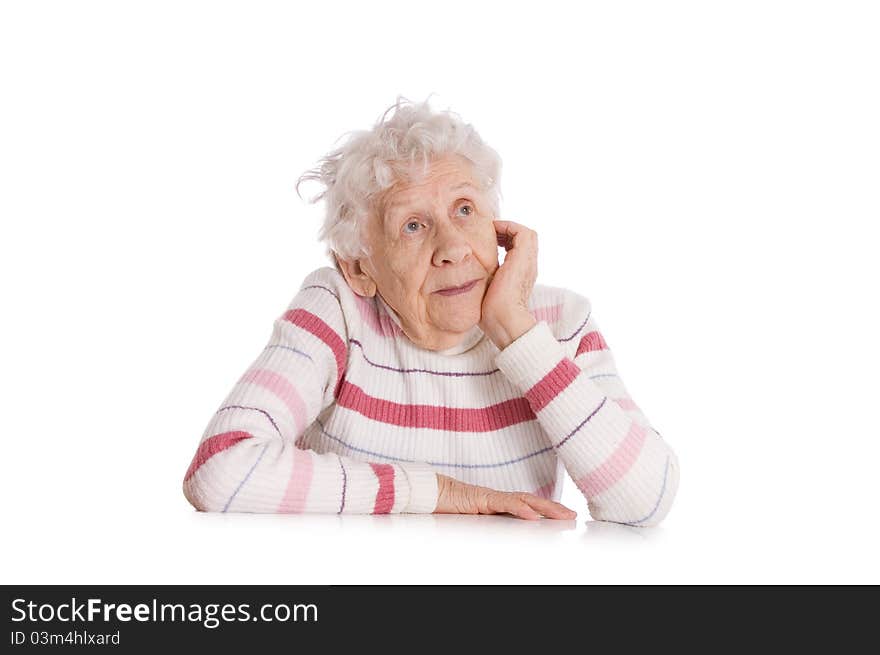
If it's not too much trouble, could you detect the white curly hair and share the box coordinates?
[296,96,503,269]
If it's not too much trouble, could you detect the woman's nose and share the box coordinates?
[431,227,472,266]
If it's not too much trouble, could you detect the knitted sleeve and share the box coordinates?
[494,291,680,526]
[181,268,439,515]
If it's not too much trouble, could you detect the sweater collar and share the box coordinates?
[375,293,486,356]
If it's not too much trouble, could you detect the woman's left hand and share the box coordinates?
[479,220,539,350]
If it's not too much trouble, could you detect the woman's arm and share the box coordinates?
[182,269,438,515]
[493,296,680,527]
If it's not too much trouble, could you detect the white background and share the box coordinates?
[2,1,878,584]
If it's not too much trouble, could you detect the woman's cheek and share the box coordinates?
[480,233,501,268]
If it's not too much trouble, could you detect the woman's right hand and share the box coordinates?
[433,474,577,520]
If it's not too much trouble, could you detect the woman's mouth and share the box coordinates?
[434,279,480,296]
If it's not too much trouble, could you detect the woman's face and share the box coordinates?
[340,155,500,351]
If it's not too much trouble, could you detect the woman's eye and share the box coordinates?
[457,203,474,217]
[404,220,421,233]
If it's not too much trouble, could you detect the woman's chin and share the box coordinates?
[429,307,481,334]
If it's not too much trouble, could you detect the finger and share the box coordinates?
[493,221,536,252]
[493,219,528,232]
[510,500,541,521]
[496,228,514,250]
[494,221,517,247]
[492,493,540,520]
[493,220,534,236]
[521,494,577,520]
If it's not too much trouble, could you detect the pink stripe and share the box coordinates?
[370,463,395,514]
[525,358,581,412]
[336,379,535,431]
[533,479,555,499]
[575,421,647,497]
[355,295,403,338]
[530,303,562,324]
[614,397,639,411]
[184,430,253,482]
[283,309,347,393]
[576,331,608,357]
[239,368,307,433]
[278,446,314,513]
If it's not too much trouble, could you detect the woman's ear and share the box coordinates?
[336,256,377,298]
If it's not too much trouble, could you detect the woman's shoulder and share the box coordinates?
[283,266,375,339]
[297,265,354,302]
[529,281,593,342]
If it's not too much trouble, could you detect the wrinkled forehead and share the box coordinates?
[379,157,482,215]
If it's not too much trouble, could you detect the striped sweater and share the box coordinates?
[182,266,680,526]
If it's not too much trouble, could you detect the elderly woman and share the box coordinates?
[182,98,680,525]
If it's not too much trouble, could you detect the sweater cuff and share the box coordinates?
[398,463,439,514]
[494,320,569,393]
